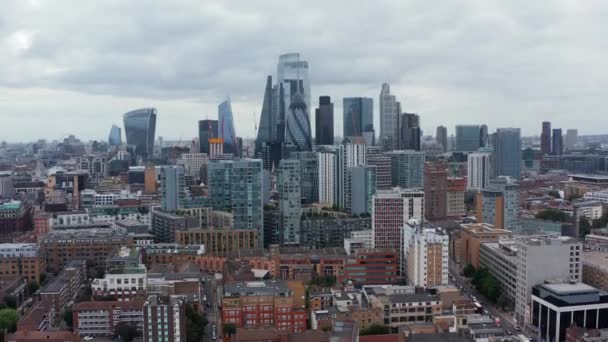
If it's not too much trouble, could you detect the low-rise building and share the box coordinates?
[40,260,87,314]
[369,291,441,332]
[0,243,46,282]
[342,248,399,286]
[92,247,147,301]
[450,223,511,270]
[73,300,144,337]
[175,227,258,254]
[582,251,608,291]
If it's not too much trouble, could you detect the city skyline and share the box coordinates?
[2,1,606,142]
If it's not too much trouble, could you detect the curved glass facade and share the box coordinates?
[123,108,157,158]
[218,99,237,155]
[108,124,122,146]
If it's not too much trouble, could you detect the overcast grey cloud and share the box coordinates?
[1,0,607,142]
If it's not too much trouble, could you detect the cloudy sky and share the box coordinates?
[1,0,607,142]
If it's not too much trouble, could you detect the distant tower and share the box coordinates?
[108,125,122,146]
[315,96,334,145]
[494,128,522,179]
[379,83,401,150]
[541,121,551,155]
[552,128,563,155]
[218,98,238,156]
[123,108,157,158]
[400,113,421,151]
[343,97,374,145]
[436,126,448,152]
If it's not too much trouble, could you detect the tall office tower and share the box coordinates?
[343,97,374,145]
[317,145,345,208]
[278,53,310,119]
[108,125,122,147]
[455,125,481,152]
[564,129,578,149]
[348,166,376,215]
[0,173,13,199]
[160,166,186,210]
[379,83,401,150]
[255,76,279,169]
[479,124,489,148]
[424,163,448,221]
[476,178,520,232]
[372,188,424,275]
[388,150,425,188]
[315,96,334,145]
[278,159,301,245]
[406,226,449,287]
[514,236,582,326]
[208,159,264,242]
[284,92,312,156]
[400,113,421,151]
[467,152,491,190]
[494,128,521,179]
[552,128,563,155]
[540,121,551,155]
[198,119,218,155]
[366,146,392,190]
[436,126,448,152]
[123,108,157,158]
[218,99,238,155]
[343,139,368,212]
[292,151,318,204]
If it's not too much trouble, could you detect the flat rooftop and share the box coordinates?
[224,280,291,297]
[541,282,597,295]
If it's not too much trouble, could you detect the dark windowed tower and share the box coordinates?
[436,126,447,152]
[552,128,563,155]
[541,121,551,155]
[400,113,421,151]
[343,97,374,145]
[198,120,218,155]
[123,108,157,158]
[315,96,334,145]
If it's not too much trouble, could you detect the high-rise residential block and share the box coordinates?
[160,166,186,211]
[400,113,421,151]
[179,153,208,183]
[447,177,466,218]
[278,159,301,245]
[424,163,448,221]
[315,96,334,145]
[379,83,401,150]
[467,152,491,190]
[123,108,157,158]
[389,150,425,189]
[514,235,582,326]
[552,128,563,155]
[476,178,520,232]
[291,151,318,204]
[564,128,578,149]
[0,172,14,199]
[347,165,376,215]
[198,119,218,155]
[436,126,448,152]
[455,125,481,152]
[480,124,489,148]
[143,295,186,342]
[365,146,392,190]
[540,121,551,155]
[317,145,344,208]
[494,128,521,179]
[406,226,449,288]
[343,97,374,145]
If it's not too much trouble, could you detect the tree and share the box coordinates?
[579,217,592,238]
[3,296,16,309]
[63,309,73,329]
[360,324,390,336]
[27,281,40,294]
[548,190,561,198]
[497,293,510,310]
[185,304,207,342]
[115,322,138,342]
[462,264,476,278]
[0,308,19,333]
[535,209,569,222]
[223,323,237,337]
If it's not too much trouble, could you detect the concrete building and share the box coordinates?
[476,178,521,232]
[565,129,578,149]
[342,248,399,286]
[179,153,208,182]
[175,228,258,254]
[573,201,604,222]
[494,128,522,179]
[369,291,441,332]
[160,166,186,211]
[582,251,608,291]
[317,145,344,208]
[515,235,583,325]
[424,163,448,221]
[0,172,14,199]
[530,282,608,342]
[143,295,186,342]
[365,146,392,190]
[0,243,45,283]
[389,150,425,189]
[479,240,518,303]
[455,125,481,152]
[406,227,449,288]
[0,200,33,242]
[436,126,448,152]
[73,300,144,337]
[91,248,147,301]
[467,152,491,190]
[278,159,301,245]
[372,188,424,251]
[151,209,198,243]
[447,177,466,218]
[450,223,511,269]
[292,151,319,204]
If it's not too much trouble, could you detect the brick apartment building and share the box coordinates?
[72,300,144,337]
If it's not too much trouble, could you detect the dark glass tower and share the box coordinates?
[198,120,218,155]
[494,128,522,178]
[284,92,312,156]
[400,113,421,151]
[108,124,122,146]
[315,96,334,145]
[436,126,447,152]
[343,97,374,145]
[541,121,551,155]
[552,128,563,155]
[123,108,157,158]
[218,99,237,155]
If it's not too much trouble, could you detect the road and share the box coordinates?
[449,261,521,336]
[202,274,220,342]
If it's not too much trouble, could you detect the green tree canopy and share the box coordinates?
[463,264,476,278]
[224,323,237,336]
[3,296,16,309]
[535,209,569,222]
[115,322,138,342]
[63,309,73,329]
[0,308,19,333]
[360,324,390,336]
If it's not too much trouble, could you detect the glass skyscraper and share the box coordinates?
[160,166,186,210]
[278,159,301,245]
[198,119,218,155]
[123,108,157,158]
[278,53,310,118]
[218,99,237,155]
[494,128,521,179]
[343,97,374,145]
[455,125,481,152]
[285,92,312,155]
[315,96,334,145]
[108,124,122,146]
[388,150,425,188]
